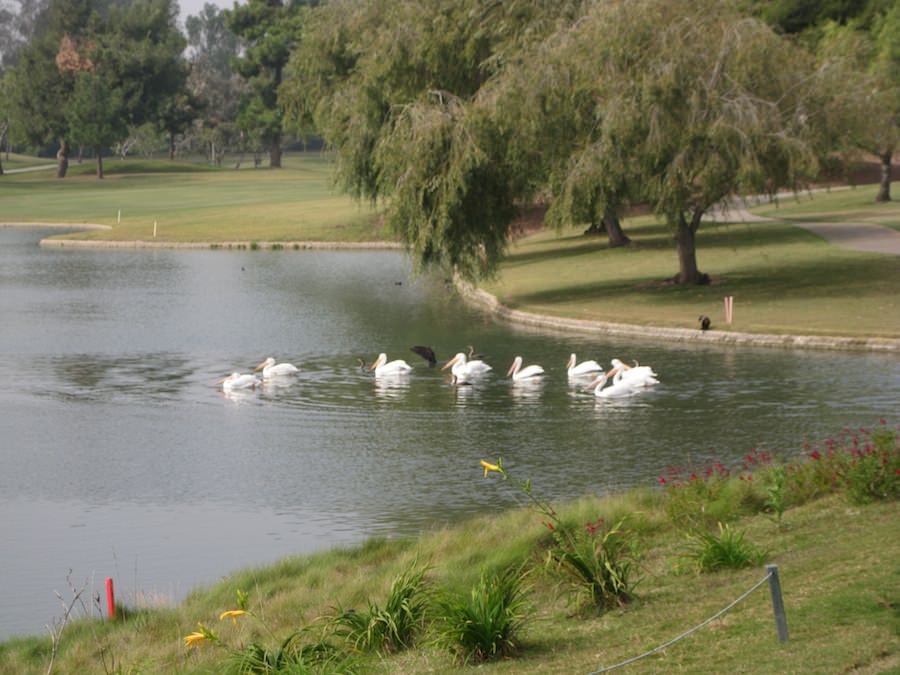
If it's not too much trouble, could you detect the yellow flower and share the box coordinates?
[480,459,502,478]
[219,609,248,623]
[183,631,207,648]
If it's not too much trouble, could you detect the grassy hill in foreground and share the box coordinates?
[1,426,897,674]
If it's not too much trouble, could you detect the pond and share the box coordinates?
[1,227,897,640]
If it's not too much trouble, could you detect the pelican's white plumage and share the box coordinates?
[254,357,299,378]
[610,358,658,387]
[442,352,492,383]
[370,353,412,376]
[586,372,634,399]
[506,355,544,381]
[219,372,261,391]
[566,353,603,377]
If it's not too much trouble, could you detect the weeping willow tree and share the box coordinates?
[286,0,838,284]
[548,0,827,284]
[282,0,586,280]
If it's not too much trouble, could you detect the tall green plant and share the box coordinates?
[328,560,430,654]
[683,523,768,574]
[480,459,640,612]
[432,565,531,664]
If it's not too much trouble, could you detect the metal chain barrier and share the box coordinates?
[588,566,784,674]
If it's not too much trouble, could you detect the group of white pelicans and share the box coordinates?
[218,349,659,399]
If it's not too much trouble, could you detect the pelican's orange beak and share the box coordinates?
[441,354,459,371]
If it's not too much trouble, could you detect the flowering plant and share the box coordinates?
[480,458,638,611]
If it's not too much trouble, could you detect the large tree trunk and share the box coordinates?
[876,150,893,202]
[602,206,631,247]
[269,144,282,168]
[673,208,708,285]
[95,146,104,179]
[269,140,282,168]
[169,131,175,161]
[56,140,69,178]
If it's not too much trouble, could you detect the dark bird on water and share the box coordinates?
[699,315,711,331]
[466,344,487,361]
[410,345,437,367]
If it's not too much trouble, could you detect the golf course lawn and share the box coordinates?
[484,194,900,338]
[0,153,383,243]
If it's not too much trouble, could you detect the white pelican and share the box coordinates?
[506,355,544,381]
[254,357,299,378]
[566,353,603,377]
[218,372,261,391]
[610,358,658,387]
[369,352,412,376]
[442,352,492,383]
[586,371,634,399]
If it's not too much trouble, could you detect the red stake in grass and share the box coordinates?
[106,577,115,620]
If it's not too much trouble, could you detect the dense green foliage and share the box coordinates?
[282,0,877,283]
[5,0,185,176]
[225,0,313,168]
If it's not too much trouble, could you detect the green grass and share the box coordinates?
[0,487,896,674]
[754,185,900,231]
[483,208,900,338]
[0,152,56,172]
[0,153,384,243]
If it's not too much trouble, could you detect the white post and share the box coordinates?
[153,220,157,238]
[117,209,121,225]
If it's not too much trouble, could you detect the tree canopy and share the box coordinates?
[285,0,836,283]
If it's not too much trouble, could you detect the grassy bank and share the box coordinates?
[754,185,900,231]
[483,186,900,338]
[0,154,383,243]
[1,426,897,674]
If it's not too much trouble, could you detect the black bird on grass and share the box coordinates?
[410,345,438,367]
[699,315,711,331]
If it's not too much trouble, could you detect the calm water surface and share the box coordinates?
[1,227,897,639]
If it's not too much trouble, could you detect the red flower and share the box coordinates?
[880,418,886,425]
[544,521,555,531]
[658,476,667,485]
[810,450,821,460]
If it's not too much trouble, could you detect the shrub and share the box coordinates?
[683,523,768,574]
[544,516,638,612]
[789,423,899,505]
[225,633,356,675]
[432,565,531,664]
[659,458,766,530]
[480,459,640,612]
[762,464,788,526]
[328,560,430,654]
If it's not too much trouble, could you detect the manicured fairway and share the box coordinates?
[0,154,384,242]
[483,207,900,339]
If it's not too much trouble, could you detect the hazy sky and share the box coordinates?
[178,0,236,25]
